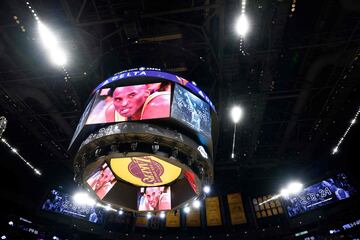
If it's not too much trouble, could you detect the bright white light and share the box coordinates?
[73,192,96,206]
[11,148,17,153]
[146,212,152,219]
[231,153,235,159]
[332,147,339,154]
[235,14,249,37]
[203,185,211,194]
[49,49,67,66]
[105,204,111,211]
[184,206,191,214]
[1,236,6,240]
[37,21,67,66]
[230,106,243,123]
[193,200,201,209]
[160,212,166,219]
[1,138,5,142]
[280,181,303,197]
[280,188,289,198]
[197,146,208,159]
[34,169,41,175]
[8,221,13,226]
[118,210,124,215]
[287,182,303,195]
[53,236,59,240]
[38,21,59,49]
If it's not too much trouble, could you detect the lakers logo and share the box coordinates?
[128,156,164,184]
[110,156,182,186]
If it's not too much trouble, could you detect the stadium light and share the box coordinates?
[118,209,124,215]
[280,181,303,197]
[146,212,152,219]
[203,185,211,194]
[235,14,249,37]
[280,188,290,198]
[230,105,243,159]
[231,106,243,124]
[160,212,166,219]
[8,221,13,226]
[1,236,6,240]
[286,182,303,195]
[73,192,96,206]
[260,181,304,205]
[37,21,67,66]
[184,206,191,214]
[193,199,201,209]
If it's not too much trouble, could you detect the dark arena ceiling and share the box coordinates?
[0,0,360,238]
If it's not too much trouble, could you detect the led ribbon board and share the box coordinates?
[110,156,182,186]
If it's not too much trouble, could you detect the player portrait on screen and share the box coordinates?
[138,186,171,211]
[86,164,116,200]
[86,82,171,124]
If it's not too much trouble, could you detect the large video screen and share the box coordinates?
[86,163,116,200]
[284,173,356,217]
[86,82,171,124]
[42,189,104,224]
[69,97,94,147]
[137,186,171,211]
[171,84,211,136]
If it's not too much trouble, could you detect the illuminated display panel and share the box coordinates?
[86,163,117,200]
[86,82,171,124]
[93,69,216,112]
[110,156,182,187]
[42,189,104,224]
[171,84,211,136]
[137,186,171,211]
[69,97,94,147]
[283,173,356,218]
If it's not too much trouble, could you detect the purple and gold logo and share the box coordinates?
[128,156,164,184]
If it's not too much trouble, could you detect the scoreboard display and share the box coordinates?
[71,68,217,213]
[283,173,356,217]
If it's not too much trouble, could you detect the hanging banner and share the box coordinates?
[135,213,148,227]
[205,197,222,226]
[148,213,161,230]
[252,194,284,218]
[227,193,247,225]
[186,207,201,227]
[166,211,180,227]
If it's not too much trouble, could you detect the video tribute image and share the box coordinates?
[42,189,104,224]
[86,163,116,200]
[171,84,211,136]
[284,173,356,217]
[137,186,171,211]
[86,82,171,124]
